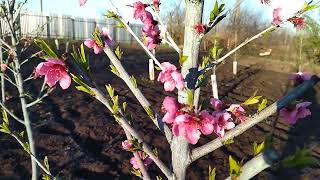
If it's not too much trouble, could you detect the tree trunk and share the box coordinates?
[172,1,204,180]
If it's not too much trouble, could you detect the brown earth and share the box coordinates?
[0,46,319,180]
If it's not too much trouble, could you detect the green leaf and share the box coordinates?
[112,96,119,114]
[229,156,242,178]
[179,54,188,66]
[155,66,161,71]
[282,148,319,168]
[130,76,137,88]
[34,39,58,58]
[0,122,10,134]
[71,43,90,73]
[23,142,31,153]
[258,99,268,112]
[115,46,123,60]
[122,102,127,112]
[2,109,8,124]
[223,139,234,145]
[201,56,210,69]
[110,65,120,77]
[144,106,155,119]
[253,140,266,156]
[106,84,115,98]
[187,89,194,107]
[131,168,142,178]
[156,176,163,180]
[210,1,219,22]
[72,74,95,96]
[208,165,216,180]
[243,90,262,106]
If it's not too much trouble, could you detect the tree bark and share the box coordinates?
[172,1,204,180]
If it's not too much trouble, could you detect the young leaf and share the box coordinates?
[144,106,155,119]
[223,139,234,145]
[156,176,163,180]
[34,39,58,58]
[210,1,219,22]
[110,65,120,77]
[282,148,319,168]
[2,109,8,124]
[130,76,138,88]
[208,165,216,180]
[179,54,188,66]
[0,122,10,134]
[72,74,95,96]
[229,156,242,178]
[258,99,268,112]
[253,140,266,156]
[243,90,262,106]
[155,66,161,71]
[115,46,123,60]
[187,89,194,107]
[106,84,115,98]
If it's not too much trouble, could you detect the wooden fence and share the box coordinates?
[0,12,143,43]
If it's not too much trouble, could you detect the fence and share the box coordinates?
[0,12,143,44]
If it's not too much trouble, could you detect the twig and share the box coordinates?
[103,46,173,143]
[70,60,174,179]
[26,88,54,108]
[123,129,151,180]
[106,0,163,70]
[225,148,278,180]
[0,101,25,125]
[3,73,18,88]
[190,76,320,163]
[11,133,54,178]
[153,13,181,53]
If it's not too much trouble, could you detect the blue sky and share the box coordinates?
[24,0,314,23]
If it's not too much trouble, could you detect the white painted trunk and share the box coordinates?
[233,60,237,75]
[211,74,219,99]
[173,1,204,179]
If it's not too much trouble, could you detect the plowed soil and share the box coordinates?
[0,47,319,180]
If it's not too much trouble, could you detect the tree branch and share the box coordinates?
[103,46,173,143]
[190,76,320,163]
[0,101,24,124]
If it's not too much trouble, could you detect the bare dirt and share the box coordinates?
[0,47,319,180]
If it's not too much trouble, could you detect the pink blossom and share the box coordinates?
[153,0,160,12]
[133,1,147,20]
[122,140,133,151]
[162,96,179,124]
[0,64,7,71]
[130,151,153,170]
[79,0,87,6]
[227,104,247,123]
[157,62,185,92]
[194,23,206,35]
[213,112,235,137]
[35,58,71,89]
[280,102,312,124]
[210,98,224,111]
[84,27,113,54]
[289,72,312,84]
[145,36,159,50]
[272,8,282,26]
[289,17,305,29]
[172,111,214,145]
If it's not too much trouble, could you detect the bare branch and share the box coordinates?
[0,101,24,124]
[190,76,320,163]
